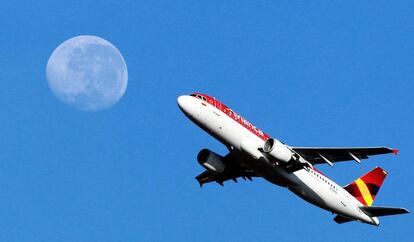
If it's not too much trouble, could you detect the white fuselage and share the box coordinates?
[178,95,379,225]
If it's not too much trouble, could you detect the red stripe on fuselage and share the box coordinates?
[191,93,270,141]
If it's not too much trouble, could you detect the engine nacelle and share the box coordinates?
[197,149,226,174]
[262,138,293,163]
[240,137,265,160]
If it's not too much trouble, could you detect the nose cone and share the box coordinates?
[177,95,186,109]
[177,95,191,115]
[178,95,201,122]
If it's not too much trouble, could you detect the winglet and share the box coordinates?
[393,149,399,156]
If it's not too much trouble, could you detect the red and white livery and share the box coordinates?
[178,92,409,225]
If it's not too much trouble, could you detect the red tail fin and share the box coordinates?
[343,167,387,206]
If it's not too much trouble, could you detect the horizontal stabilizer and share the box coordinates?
[333,215,353,224]
[360,206,410,217]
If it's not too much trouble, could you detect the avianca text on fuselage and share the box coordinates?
[227,109,267,140]
[177,92,409,225]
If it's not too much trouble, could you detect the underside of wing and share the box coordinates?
[291,147,397,166]
[195,169,258,187]
[195,151,259,187]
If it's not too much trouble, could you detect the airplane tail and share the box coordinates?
[343,167,387,206]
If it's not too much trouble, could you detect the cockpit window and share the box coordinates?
[192,94,206,101]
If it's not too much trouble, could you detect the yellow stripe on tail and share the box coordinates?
[355,178,374,206]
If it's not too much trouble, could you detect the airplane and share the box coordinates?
[177,92,409,226]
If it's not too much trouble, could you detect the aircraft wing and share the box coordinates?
[195,151,260,187]
[195,169,258,187]
[291,147,398,166]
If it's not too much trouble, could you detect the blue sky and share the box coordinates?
[0,1,413,241]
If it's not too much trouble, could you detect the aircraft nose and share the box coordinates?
[177,95,191,114]
[177,95,186,109]
[178,95,200,121]
[177,95,185,107]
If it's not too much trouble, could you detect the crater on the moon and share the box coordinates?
[46,35,128,111]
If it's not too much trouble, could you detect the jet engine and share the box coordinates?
[262,138,293,163]
[197,149,226,174]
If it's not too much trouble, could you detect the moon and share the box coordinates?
[46,35,128,111]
